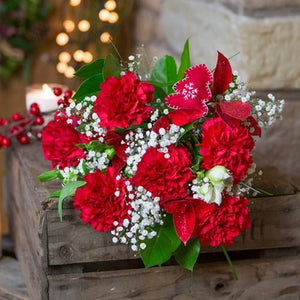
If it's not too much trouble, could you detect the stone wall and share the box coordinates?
[133,0,300,89]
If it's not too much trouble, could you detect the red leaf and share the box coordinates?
[220,101,251,121]
[168,108,207,126]
[216,105,241,128]
[152,115,171,133]
[164,200,196,245]
[245,116,262,137]
[212,52,232,96]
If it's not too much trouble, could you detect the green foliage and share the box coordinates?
[77,141,115,159]
[178,39,191,80]
[103,54,121,80]
[151,55,178,94]
[139,214,181,267]
[47,189,62,199]
[73,74,103,101]
[75,59,104,78]
[174,239,201,271]
[58,181,86,221]
[38,170,59,182]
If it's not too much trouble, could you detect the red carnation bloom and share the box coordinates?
[41,119,85,169]
[193,194,251,247]
[74,168,131,232]
[133,145,194,204]
[95,72,154,130]
[200,117,255,183]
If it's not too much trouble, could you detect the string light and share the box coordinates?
[56,62,68,73]
[78,20,90,32]
[98,9,110,22]
[63,20,75,33]
[73,50,84,62]
[70,0,81,6]
[56,33,69,46]
[108,12,119,24]
[65,66,75,78]
[83,51,93,63]
[58,51,71,63]
[104,0,117,11]
[100,32,111,43]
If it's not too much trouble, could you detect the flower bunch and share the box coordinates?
[39,41,284,274]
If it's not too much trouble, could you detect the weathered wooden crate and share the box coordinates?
[5,142,300,300]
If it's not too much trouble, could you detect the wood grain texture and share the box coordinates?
[47,193,300,265]
[0,257,29,300]
[48,256,300,300]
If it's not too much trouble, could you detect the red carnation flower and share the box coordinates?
[193,194,251,247]
[41,119,85,169]
[133,145,194,204]
[95,72,154,130]
[200,117,255,183]
[74,168,131,232]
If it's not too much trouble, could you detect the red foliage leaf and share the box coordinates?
[212,52,233,96]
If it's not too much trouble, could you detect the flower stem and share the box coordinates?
[221,245,238,280]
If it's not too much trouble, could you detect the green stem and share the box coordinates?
[221,245,238,280]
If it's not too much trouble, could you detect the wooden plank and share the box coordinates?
[47,193,300,266]
[0,257,29,300]
[9,198,48,300]
[48,256,300,300]
[5,149,48,269]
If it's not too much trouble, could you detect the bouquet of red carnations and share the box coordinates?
[39,40,284,276]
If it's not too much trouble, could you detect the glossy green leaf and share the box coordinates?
[73,74,103,101]
[38,170,59,182]
[151,55,178,94]
[174,239,200,271]
[139,214,181,267]
[74,59,104,78]
[103,54,121,80]
[58,181,86,221]
[47,189,62,198]
[178,39,191,80]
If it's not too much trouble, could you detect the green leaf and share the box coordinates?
[74,58,104,78]
[103,54,121,80]
[221,245,238,280]
[174,239,201,271]
[139,214,181,267]
[58,181,86,221]
[151,55,178,94]
[178,39,191,80]
[253,186,273,196]
[48,189,62,198]
[73,73,103,101]
[176,122,195,146]
[38,170,59,182]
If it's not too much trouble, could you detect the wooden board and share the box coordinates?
[48,256,300,300]
[0,257,29,300]
[5,142,300,267]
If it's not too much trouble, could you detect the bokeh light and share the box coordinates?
[56,33,69,46]
[78,20,90,32]
[100,32,111,43]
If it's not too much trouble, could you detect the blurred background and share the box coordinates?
[0,0,299,235]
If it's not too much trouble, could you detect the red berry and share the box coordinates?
[12,113,24,122]
[64,90,73,99]
[53,87,62,96]
[2,137,12,148]
[18,134,30,145]
[0,118,8,126]
[29,103,40,116]
[34,116,44,125]
[57,99,65,106]
[36,131,43,139]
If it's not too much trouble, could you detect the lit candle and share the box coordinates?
[26,84,66,113]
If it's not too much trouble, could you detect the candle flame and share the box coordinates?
[42,84,53,95]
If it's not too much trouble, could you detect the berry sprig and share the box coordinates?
[0,86,73,149]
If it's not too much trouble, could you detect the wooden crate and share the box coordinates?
[5,142,300,300]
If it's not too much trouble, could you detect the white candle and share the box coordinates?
[26,84,67,113]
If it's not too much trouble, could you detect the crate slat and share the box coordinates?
[48,256,300,300]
